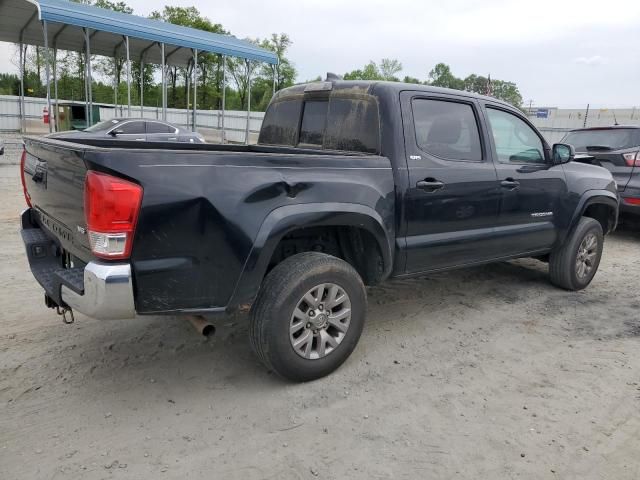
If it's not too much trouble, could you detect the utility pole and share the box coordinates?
[583,104,590,128]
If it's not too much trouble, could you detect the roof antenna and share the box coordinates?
[325,72,342,81]
[612,110,619,126]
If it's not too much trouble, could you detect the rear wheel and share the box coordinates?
[250,252,367,382]
[549,217,603,290]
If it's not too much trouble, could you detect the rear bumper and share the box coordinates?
[21,209,136,320]
[61,263,135,320]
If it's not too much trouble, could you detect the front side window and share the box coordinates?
[486,108,545,164]
[412,99,483,161]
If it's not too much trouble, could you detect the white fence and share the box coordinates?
[3,94,640,145]
[0,95,265,144]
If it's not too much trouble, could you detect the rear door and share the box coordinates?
[482,103,567,255]
[146,121,179,142]
[112,120,146,141]
[401,91,502,273]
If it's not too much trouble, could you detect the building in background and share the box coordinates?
[528,106,640,143]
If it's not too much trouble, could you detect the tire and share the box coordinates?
[250,252,367,382]
[549,217,603,291]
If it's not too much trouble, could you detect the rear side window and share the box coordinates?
[259,95,380,154]
[147,122,175,134]
[258,99,303,146]
[412,99,482,161]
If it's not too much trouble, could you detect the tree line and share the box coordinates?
[0,0,524,112]
[341,60,523,108]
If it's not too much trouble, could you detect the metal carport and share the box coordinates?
[0,0,278,140]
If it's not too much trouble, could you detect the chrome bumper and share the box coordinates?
[61,262,136,320]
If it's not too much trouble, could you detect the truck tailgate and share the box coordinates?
[23,137,92,262]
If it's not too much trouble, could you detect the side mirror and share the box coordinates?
[110,129,123,137]
[552,143,575,164]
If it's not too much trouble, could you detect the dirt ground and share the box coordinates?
[1,156,640,480]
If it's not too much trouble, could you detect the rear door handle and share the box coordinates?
[501,178,520,190]
[416,179,445,192]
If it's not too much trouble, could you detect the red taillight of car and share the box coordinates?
[20,147,32,207]
[623,197,640,206]
[84,171,143,260]
[623,151,640,167]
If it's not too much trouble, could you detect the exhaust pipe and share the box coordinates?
[187,315,216,338]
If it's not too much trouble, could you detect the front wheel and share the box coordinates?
[250,252,367,382]
[549,217,604,291]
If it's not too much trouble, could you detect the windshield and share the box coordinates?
[562,129,639,151]
[84,119,122,133]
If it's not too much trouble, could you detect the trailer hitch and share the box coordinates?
[56,306,75,324]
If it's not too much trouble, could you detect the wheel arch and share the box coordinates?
[227,203,394,311]
[571,191,619,235]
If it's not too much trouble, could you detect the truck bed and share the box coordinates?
[22,136,395,314]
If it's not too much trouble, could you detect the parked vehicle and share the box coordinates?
[20,79,618,381]
[562,126,639,226]
[50,118,206,143]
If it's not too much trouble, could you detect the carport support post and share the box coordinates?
[161,43,167,121]
[42,21,53,134]
[53,48,58,132]
[192,49,198,132]
[140,58,144,117]
[221,55,226,144]
[18,42,24,134]
[125,36,131,117]
[84,28,93,127]
[272,64,276,97]
[245,59,251,145]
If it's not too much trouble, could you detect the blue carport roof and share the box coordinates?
[0,0,278,65]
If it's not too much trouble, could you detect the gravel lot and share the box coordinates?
[1,150,640,479]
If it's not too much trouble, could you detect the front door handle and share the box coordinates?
[417,179,445,192]
[500,178,520,190]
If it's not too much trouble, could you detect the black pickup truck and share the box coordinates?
[20,79,618,381]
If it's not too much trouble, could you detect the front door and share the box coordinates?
[482,104,568,256]
[401,92,502,273]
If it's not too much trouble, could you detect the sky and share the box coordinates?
[1,0,639,108]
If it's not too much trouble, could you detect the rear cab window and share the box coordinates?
[259,91,380,154]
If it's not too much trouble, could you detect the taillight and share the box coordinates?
[623,197,640,206]
[623,151,640,167]
[20,148,32,207]
[84,171,142,260]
